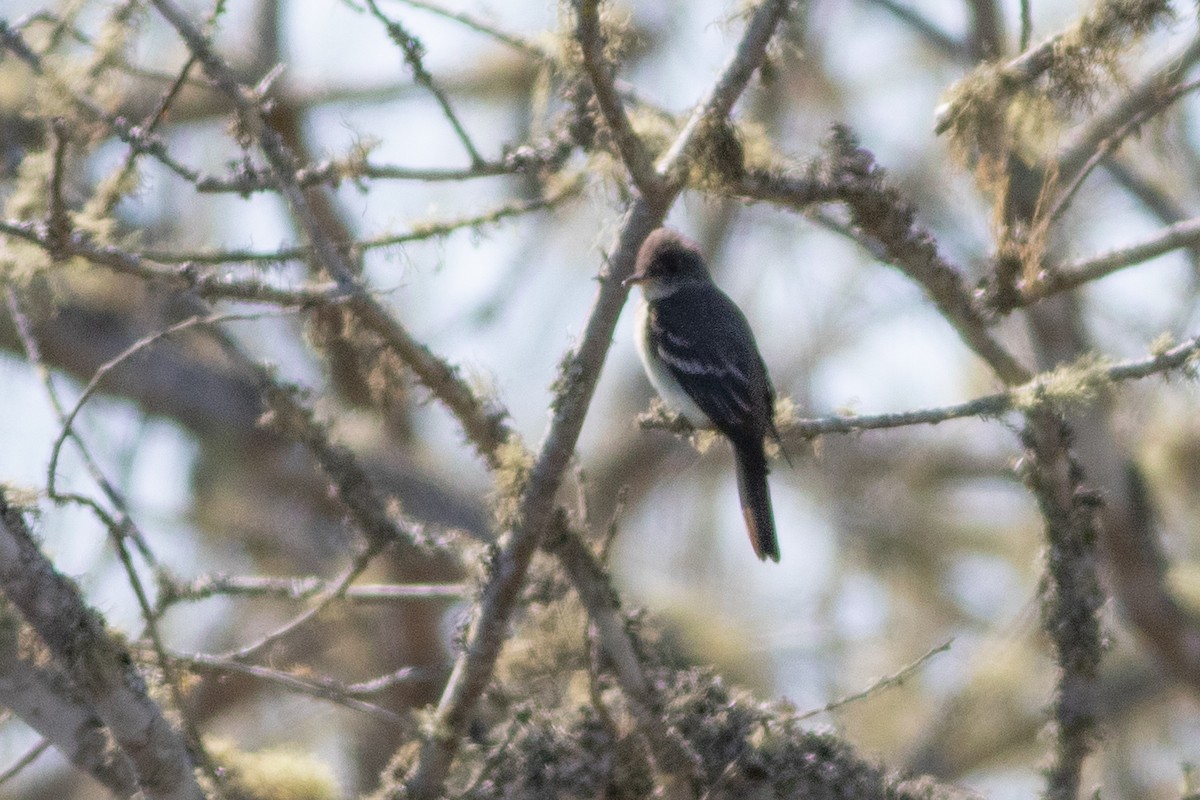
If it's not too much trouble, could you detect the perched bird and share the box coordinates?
[624,228,785,562]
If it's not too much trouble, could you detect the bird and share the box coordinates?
[624,227,785,562]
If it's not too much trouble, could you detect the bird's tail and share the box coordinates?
[734,439,780,562]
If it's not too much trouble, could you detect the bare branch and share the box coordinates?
[796,639,954,722]
[148,0,517,466]
[0,606,137,795]
[183,360,467,657]
[170,651,414,726]
[365,0,486,166]
[858,0,968,60]
[573,0,663,197]
[740,128,1031,385]
[0,20,43,69]
[9,289,228,793]
[401,2,792,797]
[216,551,370,660]
[44,311,303,502]
[161,574,468,604]
[1056,33,1200,180]
[93,54,198,217]
[138,183,581,265]
[547,519,702,785]
[1045,77,1200,226]
[965,0,1005,60]
[395,0,549,58]
[1020,416,1104,799]
[935,0,1174,135]
[195,158,512,193]
[10,0,1196,793]
[0,492,203,800]
[0,22,203,184]
[20,291,453,670]
[0,217,347,305]
[657,0,795,176]
[642,332,1200,440]
[44,118,71,256]
[1022,216,1200,304]
[0,739,53,788]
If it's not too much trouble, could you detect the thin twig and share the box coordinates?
[1045,77,1200,225]
[149,0,517,467]
[5,289,157,565]
[796,639,953,721]
[216,547,384,662]
[6,297,225,793]
[859,0,967,60]
[45,118,71,255]
[1022,215,1200,304]
[0,218,350,305]
[0,22,203,185]
[598,485,627,566]
[345,666,444,696]
[656,0,796,177]
[162,574,468,604]
[935,2,1174,134]
[1019,0,1032,51]
[365,0,486,166]
[138,182,582,265]
[400,2,792,797]
[1057,33,1200,181]
[195,159,514,193]
[10,295,251,796]
[45,310,304,500]
[94,55,198,216]
[170,651,413,726]
[0,739,52,786]
[396,0,549,58]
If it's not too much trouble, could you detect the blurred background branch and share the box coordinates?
[2,0,1200,798]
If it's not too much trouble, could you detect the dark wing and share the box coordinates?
[647,284,775,441]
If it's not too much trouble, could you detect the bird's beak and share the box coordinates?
[622,272,649,287]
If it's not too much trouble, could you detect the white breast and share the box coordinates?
[634,298,711,427]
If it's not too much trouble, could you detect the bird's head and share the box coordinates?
[623,228,711,298]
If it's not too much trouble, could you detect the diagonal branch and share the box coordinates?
[1043,77,1200,227]
[365,0,486,167]
[137,184,581,265]
[574,0,663,197]
[934,0,1175,135]
[1055,32,1200,182]
[547,518,702,784]
[169,650,414,726]
[739,127,1031,385]
[0,605,138,795]
[0,216,347,305]
[400,2,793,797]
[656,0,796,176]
[397,0,549,59]
[1020,216,1200,304]
[147,0,515,468]
[0,492,203,800]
